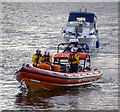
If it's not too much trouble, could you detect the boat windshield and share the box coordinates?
[67,21,92,28]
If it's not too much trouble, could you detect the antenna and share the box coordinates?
[80,6,87,12]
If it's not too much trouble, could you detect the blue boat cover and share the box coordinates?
[68,12,95,23]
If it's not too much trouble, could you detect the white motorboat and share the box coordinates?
[62,11,100,50]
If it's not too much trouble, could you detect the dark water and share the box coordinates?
[1,2,119,111]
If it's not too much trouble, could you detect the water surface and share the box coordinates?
[1,2,119,111]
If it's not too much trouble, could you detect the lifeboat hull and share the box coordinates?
[15,66,102,91]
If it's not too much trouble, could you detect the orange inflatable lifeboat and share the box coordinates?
[15,65,102,91]
[15,40,103,91]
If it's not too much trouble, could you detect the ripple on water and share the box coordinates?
[1,2,118,110]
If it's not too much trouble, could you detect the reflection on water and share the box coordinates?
[15,92,54,109]
[14,85,102,110]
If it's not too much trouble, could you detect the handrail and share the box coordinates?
[57,42,89,53]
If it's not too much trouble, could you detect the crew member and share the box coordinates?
[32,49,43,67]
[68,47,80,73]
[42,50,52,63]
[37,50,52,70]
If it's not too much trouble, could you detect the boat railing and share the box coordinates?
[57,42,89,53]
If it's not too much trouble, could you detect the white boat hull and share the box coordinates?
[62,34,98,50]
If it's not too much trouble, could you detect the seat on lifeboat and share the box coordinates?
[52,64,61,72]
[37,63,51,70]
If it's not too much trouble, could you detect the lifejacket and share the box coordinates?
[68,53,76,62]
[43,54,50,62]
